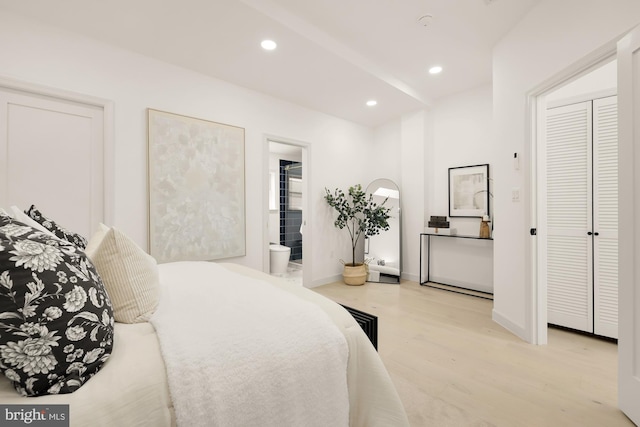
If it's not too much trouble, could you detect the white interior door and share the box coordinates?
[593,95,618,339]
[617,24,640,426]
[545,101,594,333]
[0,88,104,238]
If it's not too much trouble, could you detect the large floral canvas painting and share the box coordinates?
[148,109,245,263]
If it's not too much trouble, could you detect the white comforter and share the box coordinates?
[150,261,350,427]
[0,262,409,427]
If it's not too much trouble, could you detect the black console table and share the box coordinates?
[419,233,493,299]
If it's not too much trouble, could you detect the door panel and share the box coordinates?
[617,24,640,425]
[593,95,618,338]
[546,101,593,332]
[0,89,103,238]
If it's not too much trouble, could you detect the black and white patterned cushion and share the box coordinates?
[25,205,88,250]
[0,214,114,396]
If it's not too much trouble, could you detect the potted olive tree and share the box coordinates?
[324,184,391,285]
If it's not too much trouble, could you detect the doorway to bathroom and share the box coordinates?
[266,138,310,286]
[280,160,303,264]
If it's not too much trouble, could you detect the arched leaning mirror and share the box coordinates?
[364,178,401,284]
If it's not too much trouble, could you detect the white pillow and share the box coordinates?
[9,205,57,237]
[90,227,159,323]
[84,223,111,260]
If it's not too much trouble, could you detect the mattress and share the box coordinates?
[0,322,173,426]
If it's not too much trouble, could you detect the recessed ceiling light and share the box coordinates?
[366,100,378,107]
[429,66,443,75]
[261,40,277,51]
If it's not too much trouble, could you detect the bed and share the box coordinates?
[0,207,409,427]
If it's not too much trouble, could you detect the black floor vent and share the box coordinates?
[341,305,378,351]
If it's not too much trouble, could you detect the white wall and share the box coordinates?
[0,11,384,285]
[546,59,616,103]
[492,0,640,342]
[432,85,494,236]
[426,84,495,291]
[399,111,429,281]
[368,120,402,185]
[374,85,494,285]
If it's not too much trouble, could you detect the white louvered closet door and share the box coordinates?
[546,101,594,333]
[593,95,618,339]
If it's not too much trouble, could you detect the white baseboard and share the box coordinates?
[401,272,418,283]
[308,274,343,288]
[492,309,530,343]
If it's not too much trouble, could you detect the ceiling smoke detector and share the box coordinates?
[417,14,434,27]
[483,0,499,5]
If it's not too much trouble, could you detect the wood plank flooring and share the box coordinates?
[313,280,633,427]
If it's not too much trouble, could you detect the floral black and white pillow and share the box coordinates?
[0,214,114,396]
[25,205,88,250]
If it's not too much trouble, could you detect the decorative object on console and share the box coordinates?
[425,215,457,235]
[479,215,491,238]
[0,213,114,397]
[428,215,449,229]
[325,184,391,285]
[449,164,490,218]
[148,109,246,263]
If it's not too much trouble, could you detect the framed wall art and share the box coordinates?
[448,164,490,218]
[148,109,245,263]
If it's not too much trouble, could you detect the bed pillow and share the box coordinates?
[0,214,114,397]
[90,227,159,323]
[9,206,57,238]
[84,223,110,260]
[25,205,88,250]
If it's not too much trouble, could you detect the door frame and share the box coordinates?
[262,134,312,287]
[527,43,617,345]
[0,75,115,225]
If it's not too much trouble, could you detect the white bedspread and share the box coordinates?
[151,261,349,427]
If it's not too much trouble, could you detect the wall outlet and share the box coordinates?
[512,188,520,202]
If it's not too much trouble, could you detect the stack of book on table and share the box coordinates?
[425,215,457,235]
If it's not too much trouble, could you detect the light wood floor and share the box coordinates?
[313,280,633,427]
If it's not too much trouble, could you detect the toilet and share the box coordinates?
[269,244,291,276]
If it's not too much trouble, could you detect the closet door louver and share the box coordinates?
[593,96,618,339]
[546,101,593,333]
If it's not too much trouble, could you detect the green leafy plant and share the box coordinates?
[324,184,391,266]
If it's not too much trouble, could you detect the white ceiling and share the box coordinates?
[0,0,540,127]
